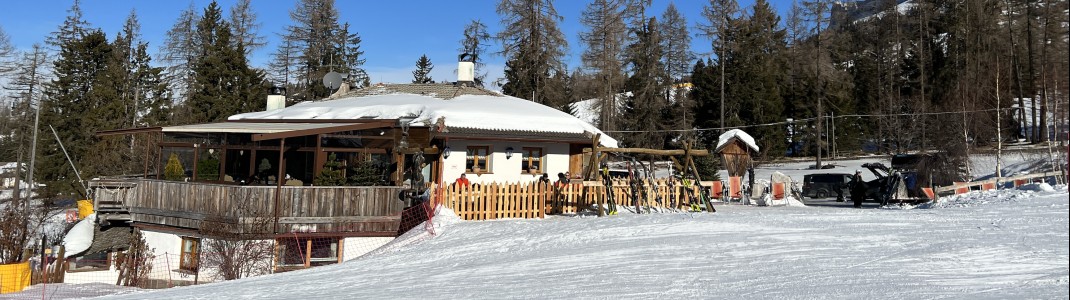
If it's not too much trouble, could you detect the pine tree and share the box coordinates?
[690,59,721,145]
[0,45,47,162]
[722,0,789,156]
[660,3,693,83]
[700,0,740,133]
[622,17,670,149]
[40,29,113,197]
[336,22,368,87]
[313,153,346,186]
[0,26,14,74]
[659,3,696,140]
[229,0,266,55]
[282,0,367,101]
[160,3,200,123]
[458,20,491,86]
[580,0,627,132]
[186,1,266,123]
[47,0,89,52]
[412,54,434,84]
[497,0,569,107]
[164,153,185,181]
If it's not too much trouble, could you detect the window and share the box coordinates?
[521,147,544,174]
[276,237,342,268]
[465,146,490,173]
[68,250,111,272]
[180,237,200,271]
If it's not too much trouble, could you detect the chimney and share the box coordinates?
[267,85,286,111]
[457,53,475,86]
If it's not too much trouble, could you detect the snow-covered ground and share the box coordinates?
[5,152,1065,299]
[52,185,1063,299]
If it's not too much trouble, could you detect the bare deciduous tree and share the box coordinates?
[199,197,275,281]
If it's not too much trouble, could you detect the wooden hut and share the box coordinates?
[715,129,759,177]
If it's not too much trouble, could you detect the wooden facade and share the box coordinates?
[718,140,753,177]
[92,179,406,236]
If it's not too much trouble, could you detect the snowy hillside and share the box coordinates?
[64,185,1067,299]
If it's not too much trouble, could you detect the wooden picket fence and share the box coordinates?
[436,179,719,221]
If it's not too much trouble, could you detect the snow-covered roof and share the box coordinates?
[716,129,759,153]
[230,91,619,148]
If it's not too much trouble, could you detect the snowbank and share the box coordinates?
[62,213,96,258]
[1018,182,1056,192]
[360,205,461,258]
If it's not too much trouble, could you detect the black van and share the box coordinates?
[802,173,852,200]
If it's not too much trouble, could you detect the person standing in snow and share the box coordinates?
[849,170,867,208]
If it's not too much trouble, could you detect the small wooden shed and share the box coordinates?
[715,129,759,177]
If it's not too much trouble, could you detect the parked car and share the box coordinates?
[802,173,852,200]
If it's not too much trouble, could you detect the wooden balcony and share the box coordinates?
[90,179,407,236]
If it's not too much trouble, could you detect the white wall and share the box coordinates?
[63,266,121,285]
[341,237,395,261]
[440,140,571,185]
[141,230,203,283]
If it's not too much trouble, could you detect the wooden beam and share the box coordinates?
[95,126,163,137]
[396,147,441,155]
[251,120,394,141]
[596,147,710,156]
[273,216,401,224]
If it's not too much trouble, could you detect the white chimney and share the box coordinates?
[457,53,475,85]
[267,86,286,111]
[457,61,475,83]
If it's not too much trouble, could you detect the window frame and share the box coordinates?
[465,146,492,174]
[275,237,343,269]
[67,250,112,273]
[520,147,544,175]
[179,237,201,272]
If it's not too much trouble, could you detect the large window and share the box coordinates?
[465,146,490,173]
[277,237,341,268]
[521,147,544,174]
[68,250,111,272]
[180,237,200,271]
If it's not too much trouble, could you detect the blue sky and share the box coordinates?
[1,0,795,86]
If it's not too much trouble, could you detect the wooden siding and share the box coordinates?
[92,179,406,235]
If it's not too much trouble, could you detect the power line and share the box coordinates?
[602,107,1018,133]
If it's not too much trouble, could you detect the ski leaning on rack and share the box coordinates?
[602,166,618,215]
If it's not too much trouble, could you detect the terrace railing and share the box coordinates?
[90,179,407,235]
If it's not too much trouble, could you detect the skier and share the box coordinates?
[849,170,867,208]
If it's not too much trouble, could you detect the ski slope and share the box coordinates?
[77,185,1068,300]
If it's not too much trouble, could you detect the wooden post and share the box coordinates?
[192,144,199,181]
[583,134,602,180]
[219,138,227,181]
[274,139,285,234]
[314,134,324,180]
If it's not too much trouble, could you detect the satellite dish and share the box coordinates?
[323,71,344,90]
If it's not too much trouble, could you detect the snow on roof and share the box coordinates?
[716,129,759,153]
[230,92,619,148]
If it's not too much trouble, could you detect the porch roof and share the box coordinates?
[162,120,395,141]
